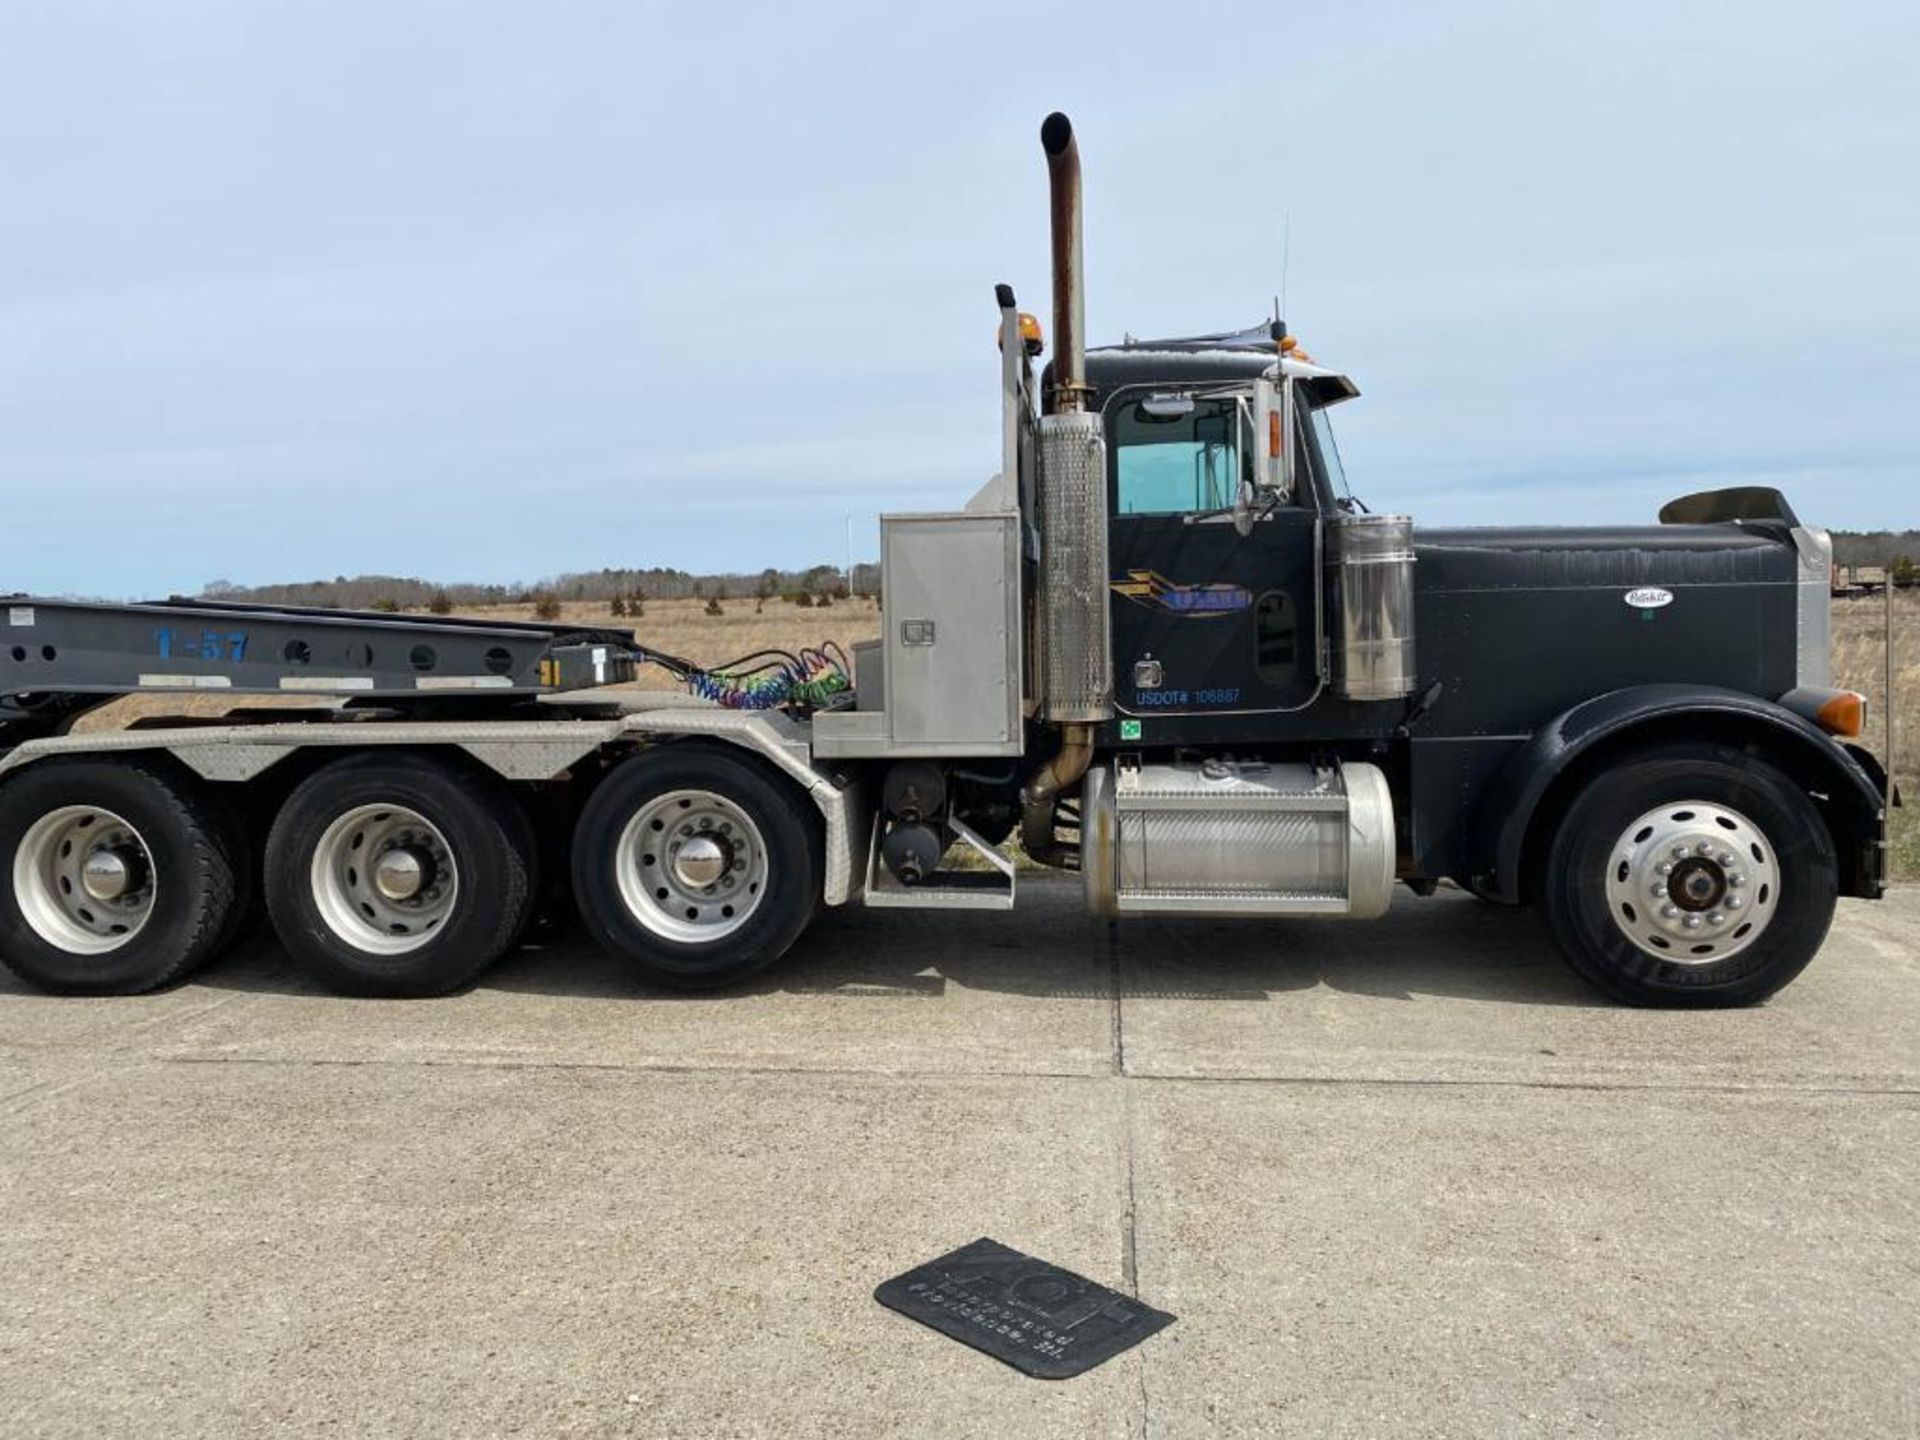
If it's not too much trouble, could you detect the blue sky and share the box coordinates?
[2,1,1914,598]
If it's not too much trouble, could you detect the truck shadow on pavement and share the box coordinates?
[762,883,1606,1009]
[0,881,1606,1009]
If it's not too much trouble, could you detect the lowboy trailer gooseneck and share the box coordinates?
[0,114,1890,1007]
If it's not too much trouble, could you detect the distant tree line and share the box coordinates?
[193,532,1917,612]
[1832,530,1920,570]
[198,562,882,611]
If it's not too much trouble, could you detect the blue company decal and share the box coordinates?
[154,628,249,663]
[1110,569,1253,617]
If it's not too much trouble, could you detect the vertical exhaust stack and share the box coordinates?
[1041,111,1087,413]
[1023,112,1112,865]
[1035,110,1110,722]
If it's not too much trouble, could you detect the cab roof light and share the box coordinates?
[998,312,1045,357]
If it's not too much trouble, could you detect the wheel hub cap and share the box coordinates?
[372,846,432,901]
[670,834,730,889]
[1603,800,1776,964]
[1666,856,1725,912]
[80,846,144,902]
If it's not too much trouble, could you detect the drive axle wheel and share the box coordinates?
[572,744,820,989]
[0,759,242,994]
[1542,741,1836,1007]
[264,754,535,997]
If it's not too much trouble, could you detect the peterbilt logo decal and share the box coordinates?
[1624,587,1675,609]
[1111,569,1253,617]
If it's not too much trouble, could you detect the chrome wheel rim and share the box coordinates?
[615,789,767,943]
[310,804,459,955]
[12,805,157,954]
[1604,800,1777,964]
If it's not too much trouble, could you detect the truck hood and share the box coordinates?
[1415,523,1797,591]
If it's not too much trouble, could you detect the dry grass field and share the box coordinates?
[1832,589,1916,877]
[72,591,1914,879]
[466,595,884,689]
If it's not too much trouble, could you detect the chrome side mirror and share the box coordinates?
[1253,377,1293,500]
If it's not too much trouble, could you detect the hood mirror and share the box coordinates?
[1232,397,1259,536]
[1231,479,1257,537]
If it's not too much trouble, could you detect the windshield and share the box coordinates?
[1305,401,1357,510]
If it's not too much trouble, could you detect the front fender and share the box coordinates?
[1476,684,1887,902]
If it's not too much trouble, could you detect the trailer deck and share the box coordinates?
[0,595,638,730]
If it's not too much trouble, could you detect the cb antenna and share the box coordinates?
[1280,211,1292,321]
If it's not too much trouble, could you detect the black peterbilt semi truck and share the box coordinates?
[0,113,1888,1007]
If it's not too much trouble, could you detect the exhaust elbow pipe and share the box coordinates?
[1041,112,1087,412]
[1020,724,1095,868]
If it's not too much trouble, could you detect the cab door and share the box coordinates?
[1105,389,1320,717]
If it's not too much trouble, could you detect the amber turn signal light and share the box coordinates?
[1815,690,1866,738]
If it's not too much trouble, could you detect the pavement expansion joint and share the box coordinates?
[129,1051,1920,1098]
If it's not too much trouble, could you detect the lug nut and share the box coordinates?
[1657,862,1674,876]
[1661,904,1679,919]
[1718,851,1736,867]
[1683,915,1703,930]
[1727,874,1746,888]
[1707,912,1724,926]
[1671,844,1691,860]
[1725,895,1743,910]
[1696,840,1715,855]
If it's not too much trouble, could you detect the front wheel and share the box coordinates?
[1541,741,1837,1007]
[571,744,821,989]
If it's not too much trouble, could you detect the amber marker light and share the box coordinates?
[999,312,1045,357]
[1815,690,1866,738]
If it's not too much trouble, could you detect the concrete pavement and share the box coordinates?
[1,882,1915,1438]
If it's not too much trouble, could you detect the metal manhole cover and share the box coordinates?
[875,1237,1175,1379]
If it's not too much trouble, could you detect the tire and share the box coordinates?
[205,785,267,959]
[1541,741,1837,1007]
[263,753,536,997]
[0,758,242,995]
[572,743,821,989]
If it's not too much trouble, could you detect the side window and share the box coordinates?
[1111,398,1245,515]
[1254,591,1297,682]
